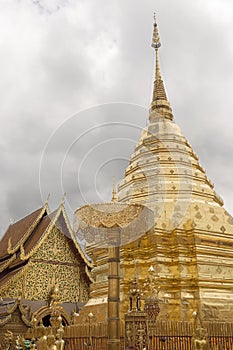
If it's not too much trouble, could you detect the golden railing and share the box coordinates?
[63,320,233,350]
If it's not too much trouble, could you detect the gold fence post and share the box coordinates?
[107,227,121,350]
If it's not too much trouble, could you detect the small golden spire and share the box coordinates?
[111,179,117,202]
[133,259,139,280]
[150,14,173,121]
[152,13,162,81]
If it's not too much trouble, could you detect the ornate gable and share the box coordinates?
[25,224,85,302]
[0,205,90,304]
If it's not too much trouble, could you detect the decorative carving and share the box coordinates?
[192,311,209,350]
[211,215,219,222]
[1,217,90,304]
[77,203,143,229]
[125,313,147,350]
[144,296,160,321]
[75,203,154,247]
[25,261,81,302]
[220,225,226,233]
[55,327,65,350]
[3,330,13,350]
[3,226,88,303]
[49,285,60,307]
[128,278,142,312]
[37,335,48,350]
[1,270,25,298]
[194,327,208,350]
[195,212,202,219]
[0,254,16,273]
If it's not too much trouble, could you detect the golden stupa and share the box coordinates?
[77,15,233,323]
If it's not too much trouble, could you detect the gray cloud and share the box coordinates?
[0,0,233,236]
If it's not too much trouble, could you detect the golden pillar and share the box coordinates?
[107,227,121,350]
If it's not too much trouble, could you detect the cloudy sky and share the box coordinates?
[0,0,233,237]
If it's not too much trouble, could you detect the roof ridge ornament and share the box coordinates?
[20,244,26,260]
[7,237,12,255]
[45,193,50,205]
[61,192,66,206]
[9,217,14,225]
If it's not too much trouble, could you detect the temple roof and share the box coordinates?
[0,202,92,290]
[0,206,48,259]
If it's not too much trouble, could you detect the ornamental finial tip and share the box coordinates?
[152,13,161,49]
[61,192,66,205]
[45,193,50,205]
[150,13,174,120]
[153,12,157,24]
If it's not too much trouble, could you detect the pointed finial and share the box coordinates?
[150,13,173,121]
[9,217,14,225]
[152,13,161,49]
[45,193,50,205]
[133,259,139,280]
[61,192,66,205]
[152,14,162,81]
[148,265,155,273]
[111,178,117,202]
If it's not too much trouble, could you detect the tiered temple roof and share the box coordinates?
[0,201,91,298]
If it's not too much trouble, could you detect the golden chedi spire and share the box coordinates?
[83,14,233,324]
[118,13,225,215]
[111,178,117,202]
[111,187,117,202]
[150,14,173,121]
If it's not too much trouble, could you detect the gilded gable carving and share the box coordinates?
[0,225,90,303]
[33,226,77,264]
[1,273,23,299]
[25,261,81,302]
[22,225,90,302]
